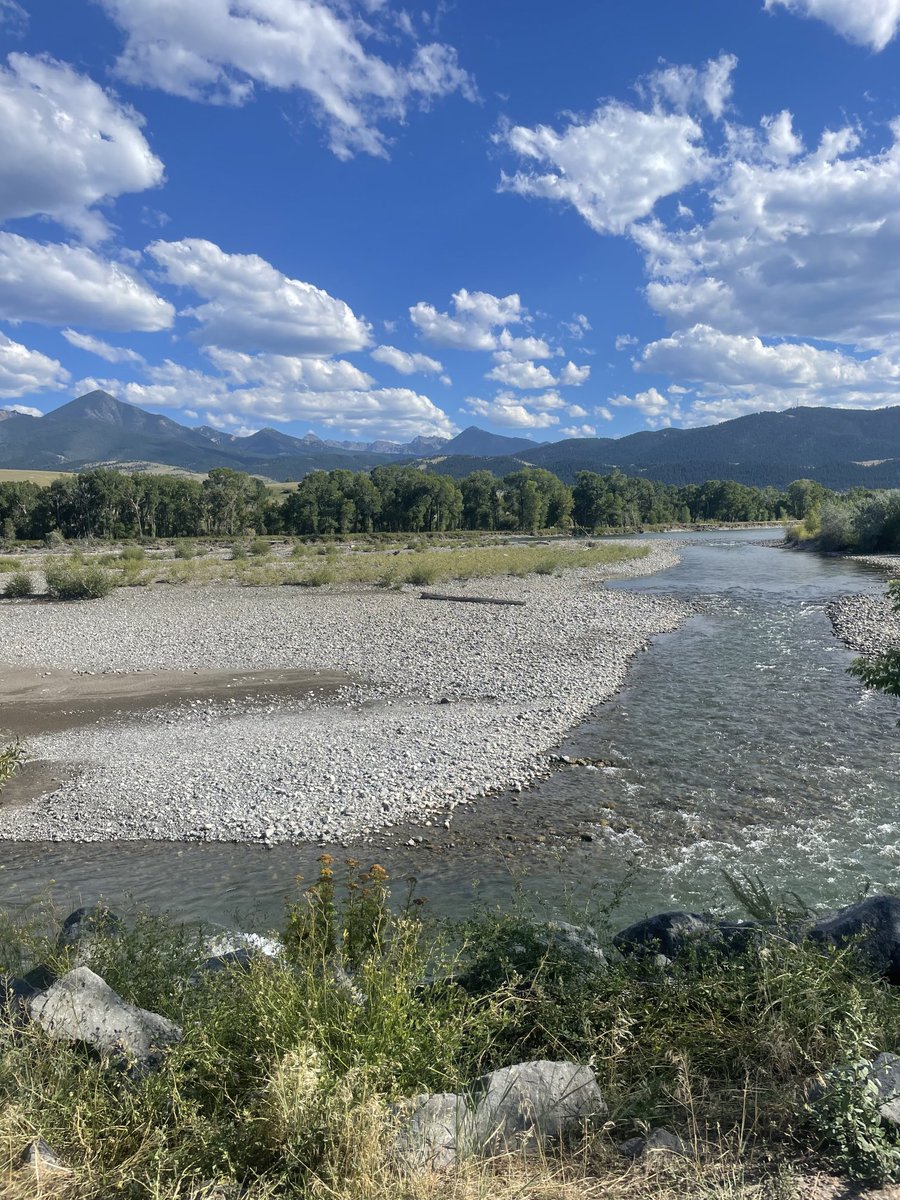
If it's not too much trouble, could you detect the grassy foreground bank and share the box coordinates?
[2,866,900,1198]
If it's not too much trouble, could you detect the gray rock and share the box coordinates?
[809,895,900,984]
[19,1137,64,1171]
[28,966,182,1067]
[22,964,56,992]
[618,1127,689,1159]
[189,949,256,985]
[58,904,123,948]
[393,1091,475,1170]
[543,921,607,968]
[470,1060,607,1153]
[0,974,38,1020]
[613,912,714,959]
[394,1060,606,1170]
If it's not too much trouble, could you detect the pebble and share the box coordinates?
[0,542,690,845]
[826,588,900,658]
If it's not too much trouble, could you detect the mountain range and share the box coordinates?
[2,391,900,491]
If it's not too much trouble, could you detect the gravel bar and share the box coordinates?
[826,592,900,657]
[0,541,690,844]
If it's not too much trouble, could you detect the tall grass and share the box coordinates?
[1,867,899,1196]
[8,539,649,593]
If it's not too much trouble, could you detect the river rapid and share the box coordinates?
[0,530,896,934]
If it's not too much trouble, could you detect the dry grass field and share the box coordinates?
[0,468,71,485]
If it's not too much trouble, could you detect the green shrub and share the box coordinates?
[249,537,270,557]
[2,570,33,598]
[44,561,115,600]
[230,541,248,560]
[806,1060,900,1183]
[403,563,439,586]
[119,544,146,562]
[173,539,195,559]
[0,740,24,791]
[43,528,64,549]
[297,566,335,587]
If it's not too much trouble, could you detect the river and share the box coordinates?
[0,531,896,934]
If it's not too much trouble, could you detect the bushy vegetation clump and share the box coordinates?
[1,570,33,598]
[2,866,900,1197]
[44,559,115,600]
[0,740,24,791]
[787,486,900,553]
[851,579,900,708]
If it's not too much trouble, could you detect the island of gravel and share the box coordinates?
[826,553,900,656]
[0,540,689,845]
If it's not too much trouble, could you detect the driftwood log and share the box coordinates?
[419,592,526,607]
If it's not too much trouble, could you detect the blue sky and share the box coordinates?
[3,0,900,444]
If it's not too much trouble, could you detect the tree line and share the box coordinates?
[0,464,876,543]
[790,486,900,553]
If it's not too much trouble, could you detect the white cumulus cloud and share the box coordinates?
[560,424,597,438]
[764,0,900,50]
[97,0,475,160]
[370,344,444,376]
[0,53,164,241]
[147,238,372,356]
[464,393,558,429]
[637,324,900,423]
[0,331,69,398]
[205,345,374,391]
[640,53,737,119]
[410,287,525,350]
[496,55,736,235]
[486,353,590,389]
[61,328,146,364]
[0,233,174,331]
[3,403,43,417]
[635,120,900,349]
[610,386,684,429]
[81,353,456,440]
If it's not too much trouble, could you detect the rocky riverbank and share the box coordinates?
[0,541,690,845]
[826,591,900,657]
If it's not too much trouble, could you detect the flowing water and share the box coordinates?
[0,531,897,933]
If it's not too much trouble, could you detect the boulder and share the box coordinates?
[613,912,714,959]
[457,919,606,995]
[618,1127,689,1159]
[808,895,900,984]
[189,949,256,985]
[28,966,182,1068]
[543,921,607,969]
[21,964,56,992]
[470,1060,607,1153]
[58,904,123,948]
[393,1092,475,1170]
[394,1060,606,1170]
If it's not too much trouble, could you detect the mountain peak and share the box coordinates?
[444,426,542,457]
